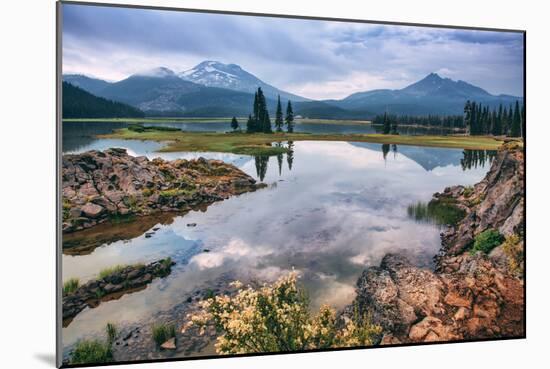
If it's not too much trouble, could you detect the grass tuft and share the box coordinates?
[98,265,127,280]
[63,278,80,295]
[70,339,113,364]
[106,323,117,344]
[152,323,176,347]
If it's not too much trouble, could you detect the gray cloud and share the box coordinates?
[62,3,524,99]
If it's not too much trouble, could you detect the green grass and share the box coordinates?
[70,339,113,364]
[63,278,80,295]
[160,257,173,269]
[152,323,176,346]
[99,128,505,156]
[106,323,117,344]
[470,229,505,254]
[98,265,127,280]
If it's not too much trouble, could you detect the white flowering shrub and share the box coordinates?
[184,272,382,354]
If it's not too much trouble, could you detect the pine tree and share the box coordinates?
[511,100,522,137]
[231,116,239,131]
[255,88,272,133]
[285,101,295,133]
[275,95,284,132]
[491,110,501,136]
[382,112,391,134]
[246,114,254,133]
[464,100,472,135]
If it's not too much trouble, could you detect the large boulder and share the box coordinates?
[62,149,264,233]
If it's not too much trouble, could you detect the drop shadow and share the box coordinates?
[34,353,56,367]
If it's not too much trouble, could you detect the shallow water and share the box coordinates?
[61,132,492,350]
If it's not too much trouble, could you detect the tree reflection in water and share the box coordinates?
[254,141,295,181]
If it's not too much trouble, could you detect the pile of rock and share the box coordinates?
[62,148,265,233]
[349,253,523,344]
[63,258,175,323]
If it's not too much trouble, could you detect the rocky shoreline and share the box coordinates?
[63,258,175,325]
[347,142,525,344]
[62,148,266,234]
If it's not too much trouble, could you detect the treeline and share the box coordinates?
[372,113,465,130]
[62,82,145,118]
[464,100,524,137]
[372,99,525,138]
[230,88,295,133]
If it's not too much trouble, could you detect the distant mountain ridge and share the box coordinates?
[63,65,522,118]
[62,82,144,119]
[331,73,521,116]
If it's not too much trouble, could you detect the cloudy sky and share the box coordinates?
[62,3,524,100]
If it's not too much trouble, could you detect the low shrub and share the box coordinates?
[152,323,176,347]
[470,229,504,254]
[184,272,382,354]
[502,233,524,274]
[63,278,80,295]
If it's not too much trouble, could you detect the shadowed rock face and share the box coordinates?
[62,148,265,233]
[347,143,524,344]
[438,144,524,256]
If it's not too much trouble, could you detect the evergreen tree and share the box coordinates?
[275,95,284,132]
[521,104,525,137]
[464,100,472,135]
[508,105,513,135]
[502,106,509,135]
[246,114,255,133]
[230,116,239,131]
[285,101,295,133]
[511,100,522,137]
[491,110,500,136]
[382,112,391,134]
[247,88,273,133]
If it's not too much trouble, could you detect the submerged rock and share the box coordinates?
[62,149,264,233]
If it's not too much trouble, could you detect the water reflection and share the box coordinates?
[253,141,296,181]
[62,141,493,349]
[461,149,497,170]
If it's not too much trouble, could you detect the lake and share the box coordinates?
[61,122,493,352]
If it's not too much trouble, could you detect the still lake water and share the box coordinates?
[61,122,491,349]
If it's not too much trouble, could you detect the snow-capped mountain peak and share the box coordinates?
[179,61,249,89]
[178,60,308,101]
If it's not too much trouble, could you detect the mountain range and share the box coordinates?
[63,61,522,119]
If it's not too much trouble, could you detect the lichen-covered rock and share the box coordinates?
[350,253,523,344]
[438,144,524,256]
[62,149,265,233]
